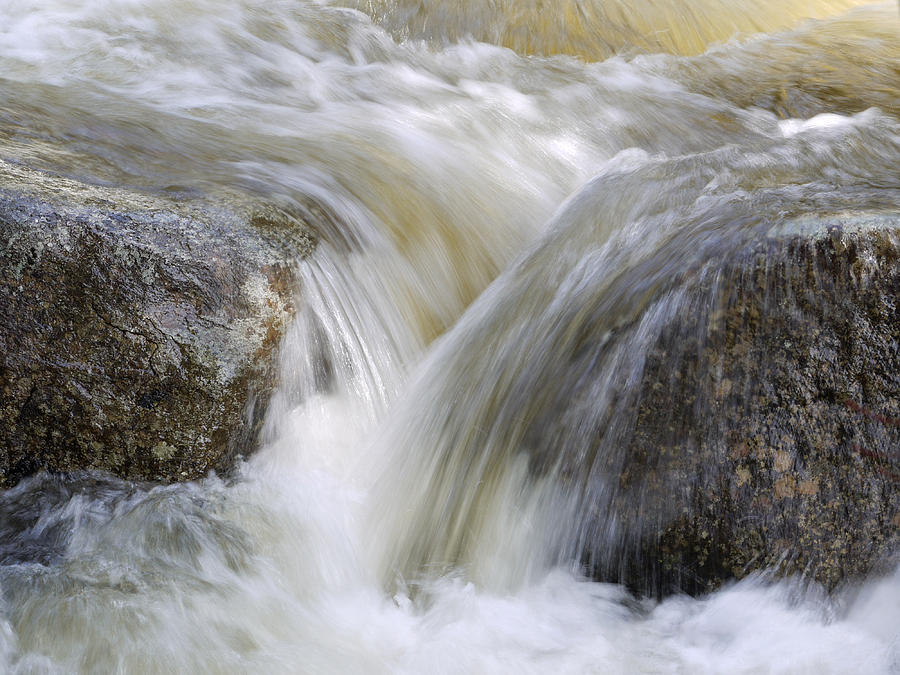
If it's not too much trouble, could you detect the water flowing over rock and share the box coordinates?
[584,217,899,596]
[652,4,900,120]
[368,141,900,598]
[2,0,900,670]
[376,215,900,598]
[0,162,315,486]
[354,0,865,61]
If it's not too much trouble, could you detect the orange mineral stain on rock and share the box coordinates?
[774,450,792,472]
[774,476,796,499]
[797,479,819,496]
[730,442,751,460]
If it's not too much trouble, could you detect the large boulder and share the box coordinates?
[0,162,316,486]
[583,216,899,596]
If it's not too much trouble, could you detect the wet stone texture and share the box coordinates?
[0,162,316,487]
[589,221,899,597]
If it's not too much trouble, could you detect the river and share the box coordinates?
[0,0,898,672]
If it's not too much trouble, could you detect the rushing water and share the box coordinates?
[1,0,899,672]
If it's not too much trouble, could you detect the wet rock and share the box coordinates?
[0,161,316,486]
[586,216,899,596]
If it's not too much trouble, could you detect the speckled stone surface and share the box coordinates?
[584,219,899,596]
[0,162,316,486]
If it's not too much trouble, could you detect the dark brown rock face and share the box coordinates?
[0,162,315,486]
[585,219,899,596]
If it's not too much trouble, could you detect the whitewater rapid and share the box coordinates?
[0,0,898,672]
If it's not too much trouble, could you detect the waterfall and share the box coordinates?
[0,0,898,672]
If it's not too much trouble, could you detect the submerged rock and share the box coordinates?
[0,162,316,487]
[586,216,899,596]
